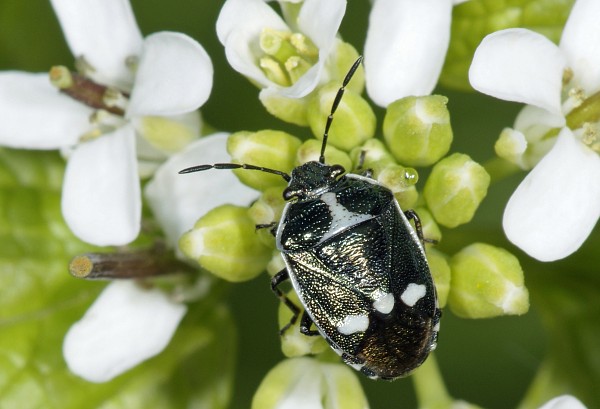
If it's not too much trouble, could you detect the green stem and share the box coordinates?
[566,90,600,130]
[482,156,521,184]
[411,354,454,409]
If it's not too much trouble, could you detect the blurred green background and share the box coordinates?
[1,0,597,408]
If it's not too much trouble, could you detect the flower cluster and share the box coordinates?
[0,0,597,408]
[469,0,600,262]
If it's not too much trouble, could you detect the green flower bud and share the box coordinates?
[179,205,271,282]
[414,207,442,244]
[248,187,286,247]
[266,250,286,276]
[252,357,369,409]
[278,291,328,358]
[296,139,353,170]
[139,115,198,154]
[394,187,419,211]
[328,40,365,94]
[307,83,376,152]
[495,127,527,168]
[260,93,309,126]
[377,164,418,194]
[227,130,302,191]
[248,187,286,226]
[383,95,452,167]
[423,153,490,228]
[426,248,450,308]
[350,139,396,173]
[448,243,529,318]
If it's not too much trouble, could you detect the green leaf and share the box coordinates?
[520,252,600,409]
[440,0,575,91]
[0,149,236,408]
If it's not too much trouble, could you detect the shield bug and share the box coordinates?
[180,57,440,380]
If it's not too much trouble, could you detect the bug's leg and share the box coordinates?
[271,268,301,335]
[404,209,438,246]
[299,311,320,336]
[355,150,373,178]
[256,221,277,236]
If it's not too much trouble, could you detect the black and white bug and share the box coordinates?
[180,57,441,380]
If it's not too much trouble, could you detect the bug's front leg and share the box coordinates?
[404,209,438,247]
[300,311,320,336]
[355,150,374,178]
[256,221,277,236]
[271,268,300,335]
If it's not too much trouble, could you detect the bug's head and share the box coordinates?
[283,161,345,201]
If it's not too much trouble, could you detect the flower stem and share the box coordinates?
[49,66,126,116]
[411,354,454,409]
[69,245,193,280]
[566,90,600,130]
[482,156,521,184]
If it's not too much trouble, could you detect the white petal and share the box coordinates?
[0,72,92,149]
[539,395,588,409]
[127,32,213,117]
[62,126,141,246]
[217,0,289,88]
[278,0,345,98]
[63,281,187,383]
[559,0,600,94]
[365,0,452,106]
[503,128,600,261]
[50,0,143,89]
[514,105,566,137]
[469,28,566,116]
[144,133,258,248]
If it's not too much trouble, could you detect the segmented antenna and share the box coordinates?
[179,57,363,179]
[179,162,291,182]
[319,56,363,164]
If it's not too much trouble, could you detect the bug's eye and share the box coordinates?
[283,188,296,201]
[331,164,345,178]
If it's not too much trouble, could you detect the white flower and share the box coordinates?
[216,0,346,100]
[364,0,468,107]
[144,133,258,249]
[0,0,213,246]
[63,280,187,383]
[468,0,600,261]
[252,357,370,409]
[539,395,587,409]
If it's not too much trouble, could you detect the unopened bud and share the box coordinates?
[179,205,271,282]
[227,130,301,191]
[449,243,529,318]
[383,95,452,167]
[423,153,490,228]
[296,139,353,170]
[307,83,376,152]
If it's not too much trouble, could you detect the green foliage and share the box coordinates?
[441,0,576,90]
[0,149,235,408]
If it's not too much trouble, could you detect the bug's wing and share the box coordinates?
[285,217,390,352]
[286,202,439,379]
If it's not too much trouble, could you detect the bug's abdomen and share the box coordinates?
[349,305,439,379]
[283,199,439,379]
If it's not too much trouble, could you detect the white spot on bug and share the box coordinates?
[320,192,372,242]
[337,314,369,335]
[372,292,395,314]
[433,322,440,333]
[400,283,426,307]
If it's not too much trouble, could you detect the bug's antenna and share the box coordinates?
[319,56,363,164]
[179,163,291,182]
